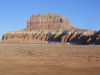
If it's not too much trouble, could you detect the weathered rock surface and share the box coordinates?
[24,14,76,30]
[2,30,100,45]
[1,14,100,45]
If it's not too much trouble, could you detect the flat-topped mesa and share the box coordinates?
[24,14,75,30]
[1,13,100,45]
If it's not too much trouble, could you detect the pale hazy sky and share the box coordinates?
[0,0,100,40]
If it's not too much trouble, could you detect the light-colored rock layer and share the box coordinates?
[2,30,100,45]
[2,14,100,45]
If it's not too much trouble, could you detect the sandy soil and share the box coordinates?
[0,44,100,75]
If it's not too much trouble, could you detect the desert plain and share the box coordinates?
[0,44,100,75]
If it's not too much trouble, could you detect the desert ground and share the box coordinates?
[0,44,100,75]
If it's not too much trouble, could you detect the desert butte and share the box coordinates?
[0,14,100,75]
[1,14,100,45]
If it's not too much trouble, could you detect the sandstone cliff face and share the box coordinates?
[2,30,100,45]
[1,14,100,45]
[24,14,75,30]
[95,31,100,45]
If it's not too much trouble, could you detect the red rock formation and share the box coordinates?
[24,14,76,30]
[1,14,100,45]
[95,34,100,45]
[61,33,71,43]
[2,30,100,45]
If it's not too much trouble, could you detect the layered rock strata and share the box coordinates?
[24,14,76,30]
[1,14,100,45]
[2,30,100,45]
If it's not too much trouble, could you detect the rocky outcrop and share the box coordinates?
[1,14,100,45]
[95,31,100,45]
[2,30,100,45]
[24,14,76,30]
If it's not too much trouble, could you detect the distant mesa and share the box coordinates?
[1,14,100,45]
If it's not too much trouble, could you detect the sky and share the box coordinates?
[0,0,100,40]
